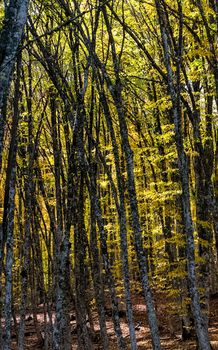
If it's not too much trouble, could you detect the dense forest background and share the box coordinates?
[0,0,217,349]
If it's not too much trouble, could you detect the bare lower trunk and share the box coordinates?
[89,172,109,350]
[2,56,21,349]
[3,167,17,350]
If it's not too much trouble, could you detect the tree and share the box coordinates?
[0,0,29,169]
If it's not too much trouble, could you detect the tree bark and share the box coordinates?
[2,56,21,350]
[0,0,29,164]
[154,2,212,349]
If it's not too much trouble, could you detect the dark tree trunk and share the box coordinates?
[50,93,71,350]
[154,2,212,349]
[2,56,21,350]
[0,0,29,163]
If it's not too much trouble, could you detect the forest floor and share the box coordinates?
[10,293,218,350]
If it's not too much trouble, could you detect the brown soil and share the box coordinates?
[10,294,218,350]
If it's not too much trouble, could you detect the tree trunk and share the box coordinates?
[50,93,71,350]
[97,82,137,350]
[0,0,29,162]
[2,56,21,350]
[154,2,212,349]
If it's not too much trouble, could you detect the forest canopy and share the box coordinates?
[0,0,217,349]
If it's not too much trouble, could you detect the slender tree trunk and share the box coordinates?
[90,201,109,349]
[88,100,109,350]
[97,82,137,350]
[214,134,218,257]
[0,0,29,162]
[2,56,21,350]
[74,175,93,350]
[18,55,34,350]
[3,164,17,350]
[114,89,161,350]
[154,2,212,348]
[50,93,71,350]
